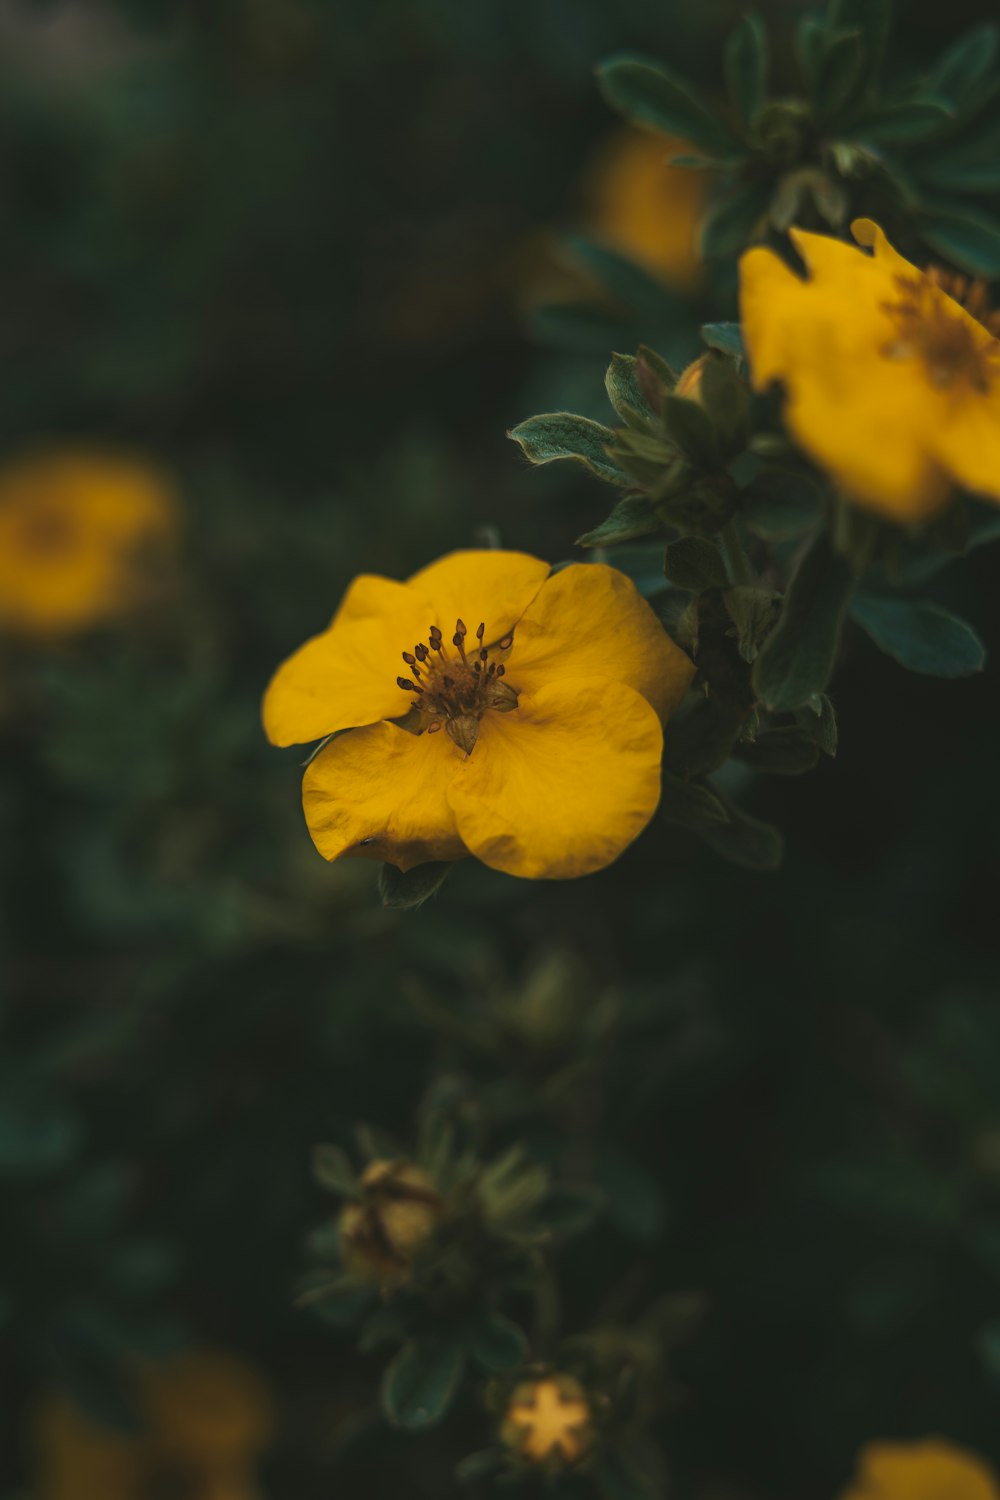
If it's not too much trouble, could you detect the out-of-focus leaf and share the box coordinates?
[596,54,743,156]
[577,496,662,549]
[378,861,454,911]
[923,24,999,109]
[851,595,985,677]
[753,533,854,711]
[701,322,745,361]
[853,100,954,145]
[725,13,768,129]
[381,1335,465,1430]
[467,1311,529,1373]
[918,207,1000,277]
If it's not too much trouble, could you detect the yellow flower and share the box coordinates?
[263,550,694,881]
[340,1159,443,1284]
[838,1439,1000,1500]
[740,219,1000,522]
[0,449,177,636]
[33,1351,275,1500]
[587,128,707,294]
[501,1375,593,1466]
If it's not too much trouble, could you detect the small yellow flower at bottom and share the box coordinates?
[263,550,695,881]
[838,1438,1000,1500]
[501,1375,593,1466]
[0,449,177,635]
[739,219,1000,522]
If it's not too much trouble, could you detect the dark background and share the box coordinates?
[3,1,1000,1496]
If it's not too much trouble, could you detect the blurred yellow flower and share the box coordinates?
[839,1438,1000,1500]
[340,1158,443,1284]
[34,1350,275,1500]
[501,1375,593,1465]
[0,449,176,635]
[263,550,694,880]
[740,219,1000,522]
[587,128,707,294]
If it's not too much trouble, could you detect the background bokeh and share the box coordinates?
[4,1,1000,1496]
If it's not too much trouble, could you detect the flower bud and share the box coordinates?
[674,353,710,404]
[501,1375,593,1466]
[339,1160,442,1283]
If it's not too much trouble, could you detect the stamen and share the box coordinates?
[396,676,422,694]
[498,634,513,650]
[476,622,485,643]
[394,609,520,753]
[402,652,416,666]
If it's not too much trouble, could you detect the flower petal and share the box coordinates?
[445,676,663,879]
[263,581,433,747]
[740,237,948,518]
[842,1440,1000,1500]
[303,722,467,871]
[509,563,694,720]
[931,394,1000,504]
[407,550,550,642]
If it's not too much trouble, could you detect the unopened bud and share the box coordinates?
[339,1160,442,1284]
[674,353,710,404]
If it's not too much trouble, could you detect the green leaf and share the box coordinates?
[700,180,772,259]
[0,1092,82,1177]
[530,302,631,353]
[568,238,676,319]
[741,468,824,540]
[534,1184,605,1236]
[660,771,731,831]
[825,0,890,76]
[596,53,742,156]
[918,208,1000,278]
[734,726,820,775]
[853,100,954,145]
[695,790,785,870]
[595,1450,659,1500]
[977,1319,1000,1386]
[381,1336,465,1431]
[701,322,745,361]
[577,495,662,549]
[663,536,728,592]
[816,29,866,119]
[605,352,653,425]
[725,13,768,129]
[795,694,838,756]
[850,595,985,677]
[723,586,780,663]
[378,861,453,911]
[753,533,855,711]
[796,16,827,89]
[660,394,720,469]
[312,1143,358,1196]
[919,155,1000,193]
[468,1312,530,1374]
[923,24,999,109]
[509,414,627,485]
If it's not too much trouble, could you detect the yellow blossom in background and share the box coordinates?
[263,550,694,881]
[0,449,177,636]
[838,1438,1000,1500]
[34,1350,275,1500]
[339,1159,443,1284]
[586,128,707,294]
[740,219,1000,522]
[501,1375,593,1465]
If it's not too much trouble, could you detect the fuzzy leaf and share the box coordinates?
[597,53,742,155]
[510,414,627,485]
[853,100,954,145]
[577,495,663,548]
[605,353,654,424]
[851,595,986,677]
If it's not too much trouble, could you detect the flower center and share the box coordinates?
[882,268,1000,393]
[395,617,518,755]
